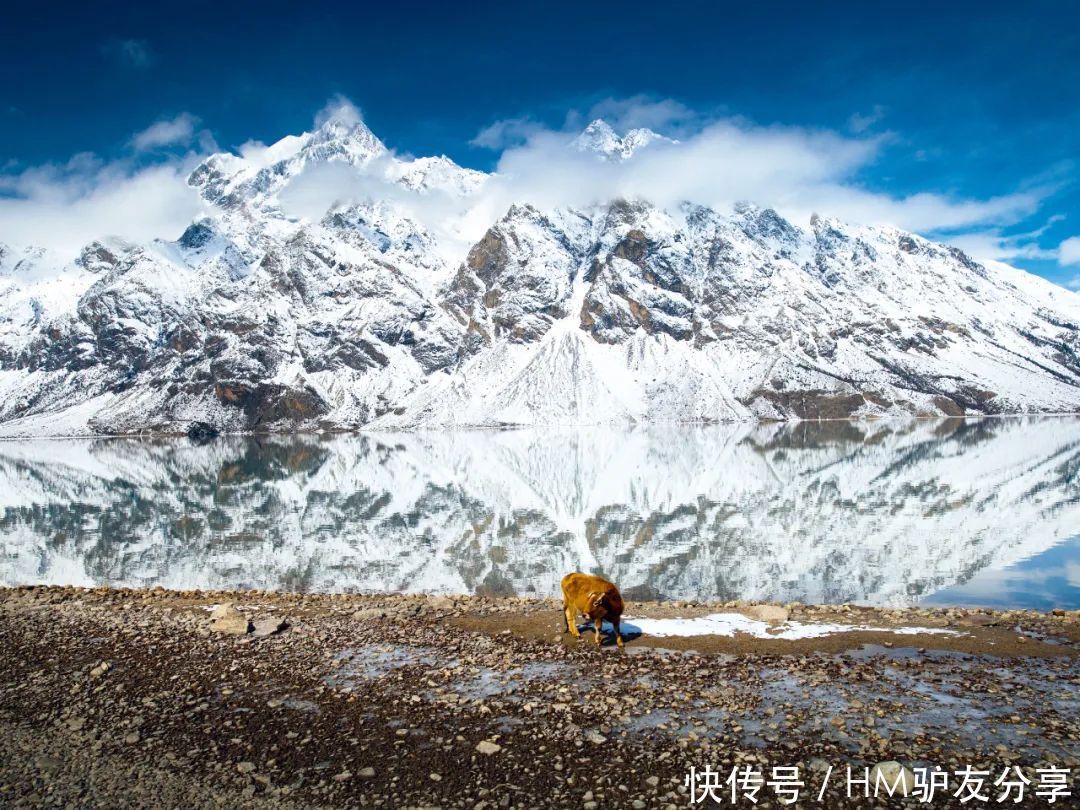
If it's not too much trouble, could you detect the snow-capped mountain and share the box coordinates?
[0,115,1078,436]
[0,418,1076,605]
[571,118,673,160]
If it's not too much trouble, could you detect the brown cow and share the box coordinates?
[561,572,624,647]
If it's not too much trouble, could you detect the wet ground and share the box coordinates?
[0,587,1077,808]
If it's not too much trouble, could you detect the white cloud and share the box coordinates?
[1064,275,1080,291]
[947,232,1054,263]
[469,111,1043,235]
[848,105,887,133]
[1059,236,1080,266]
[0,94,1062,276]
[474,96,702,151]
[582,96,699,135]
[0,160,207,257]
[0,117,210,257]
[130,113,200,151]
[279,96,1053,266]
[315,95,363,128]
[101,38,154,69]
[947,217,1066,264]
[278,157,483,264]
[470,117,545,149]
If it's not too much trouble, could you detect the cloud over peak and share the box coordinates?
[475,106,1042,237]
[0,94,1073,288]
[130,113,202,152]
[315,95,365,128]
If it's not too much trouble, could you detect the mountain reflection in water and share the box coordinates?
[1,418,1077,608]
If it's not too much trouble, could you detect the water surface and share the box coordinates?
[1,418,1077,608]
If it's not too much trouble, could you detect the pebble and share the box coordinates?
[3,585,1074,810]
[33,755,63,774]
[869,761,916,797]
[89,662,111,678]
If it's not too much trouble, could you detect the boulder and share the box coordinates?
[186,421,218,444]
[745,605,789,624]
[251,615,288,637]
[209,603,251,635]
[954,613,1003,628]
[352,608,388,621]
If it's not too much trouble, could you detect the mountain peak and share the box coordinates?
[309,113,385,156]
[572,119,621,156]
[5,109,1080,438]
[572,119,667,161]
[582,118,617,136]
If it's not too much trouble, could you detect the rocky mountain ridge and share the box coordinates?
[0,115,1078,435]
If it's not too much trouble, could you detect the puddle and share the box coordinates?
[324,642,1077,762]
[609,656,1079,760]
[329,644,589,707]
[845,644,977,662]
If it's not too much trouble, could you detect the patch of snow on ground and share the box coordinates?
[623,613,961,640]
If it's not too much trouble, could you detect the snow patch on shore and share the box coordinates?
[624,613,961,640]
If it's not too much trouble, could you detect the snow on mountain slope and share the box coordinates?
[376,197,1080,428]
[0,419,1076,605]
[0,116,1078,436]
[572,119,674,160]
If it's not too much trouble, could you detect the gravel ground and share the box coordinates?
[0,587,1076,809]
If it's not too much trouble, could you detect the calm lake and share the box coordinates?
[1,418,1077,609]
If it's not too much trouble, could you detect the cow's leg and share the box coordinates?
[593,615,604,645]
[611,616,624,648]
[562,600,570,634]
[565,604,580,638]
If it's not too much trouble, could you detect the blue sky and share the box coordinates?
[2,0,1078,286]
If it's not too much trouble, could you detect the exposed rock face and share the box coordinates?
[442,205,583,345]
[400,198,1080,428]
[0,117,1078,435]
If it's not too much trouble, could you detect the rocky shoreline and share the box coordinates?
[1,587,1077,808]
